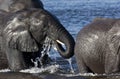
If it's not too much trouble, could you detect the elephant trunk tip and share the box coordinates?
[55,37,75,59]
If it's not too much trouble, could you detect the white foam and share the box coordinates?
[66,58,75,74]
[79,73,98,76]
[20,64,60,74]
[0,69,11,72]
[0,65,59,74]
[60,73,98,77]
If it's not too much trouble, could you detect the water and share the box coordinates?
[1,0,120,78]
[42,0,120,36]
[40,0,120,75]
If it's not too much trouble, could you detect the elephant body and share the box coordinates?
[0,0,45,69]
[75,18,120,74]
[0,8,74,71]
[0,0,74,71]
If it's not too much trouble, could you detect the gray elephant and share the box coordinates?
[0,0,75,71]
[0,0,74,71]
[75,18,120,74]
[0,0,45,70]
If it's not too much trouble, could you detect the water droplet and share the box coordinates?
[66,58,75,73]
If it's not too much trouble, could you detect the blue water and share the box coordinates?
[42,0,120,36]
[40,0,120,73]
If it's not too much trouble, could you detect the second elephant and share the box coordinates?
[75,18,120,74]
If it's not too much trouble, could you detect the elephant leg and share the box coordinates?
[75,43,90,73]
[105,52,120,74]
[6,47,26,71]
[75,57,90,73]
[75,49,89,73]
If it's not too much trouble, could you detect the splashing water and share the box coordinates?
[51,45,58,64]
[66,58,75,74]
[52,41,75,74]
[31,37,52,67]
[0,65,60,74]
[41,37,52,56]
[0,69,10,72]
[20,64,60,74]
[31,57,40,67]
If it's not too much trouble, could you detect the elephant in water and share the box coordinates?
[0,0,75,71]
[75,18,120,74]
[0,0,46,70]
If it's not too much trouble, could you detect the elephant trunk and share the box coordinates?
[54,25,75,59]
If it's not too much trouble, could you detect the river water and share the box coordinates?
[41,0,120,74]
[1,0,120,78]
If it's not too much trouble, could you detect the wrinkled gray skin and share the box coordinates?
[0,10,9,69]
[0,0,75,71]
[75,18,120,74]
[75,18,120,73]
[0,0,44,70]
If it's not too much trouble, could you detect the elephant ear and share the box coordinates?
[4,17,39,52]
[107,22,120,55]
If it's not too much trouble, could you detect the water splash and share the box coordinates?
[66,58,75,74]
[20,64,60,74]
[30,37,52,67]
[41,37,52,56]
[52,41,75,73]
[31,57,40,67]
[40,37,52,66]
[0,69,10,72]
[51,45,58,64]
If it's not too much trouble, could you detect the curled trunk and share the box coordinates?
[54,25,75,59]
[47,12,75,59]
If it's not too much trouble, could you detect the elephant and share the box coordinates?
[0,0,75,71]
[75,17,120,74]
[0,0,45,70]
[3,8,75,71]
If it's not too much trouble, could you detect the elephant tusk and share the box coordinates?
[56,40,65,45]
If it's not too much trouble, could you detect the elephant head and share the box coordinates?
[3,8,75,71]
[4,9,75,59]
